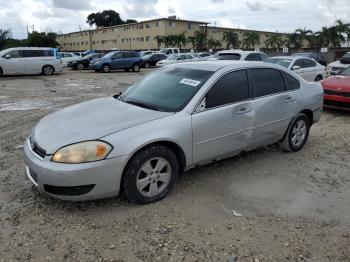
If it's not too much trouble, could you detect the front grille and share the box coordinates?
[44,184,95,196]
[324,99,350,109]
[324,89,350,97]
[32,143,46,158]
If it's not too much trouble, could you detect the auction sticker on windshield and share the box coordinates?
[179,78,201,87]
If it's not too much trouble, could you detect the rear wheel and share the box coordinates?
[279,113,310,152]
[315,75,323,81]
[132,63,140,72]
[77,63,85,70]
[123,145,179,204]
[101,64,111,73]
[42,65,54,75]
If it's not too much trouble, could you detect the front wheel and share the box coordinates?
[144,62,150,68]
[122,145,179,204]
[279,113,310,152]
[101,64,111,73]
[77,63,85,70]
[132,63,140,72]
[314,75,323,81]
[42,65,54,75]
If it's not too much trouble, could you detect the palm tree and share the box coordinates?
[241,32,260,49]
[194,30,207,51]
[314,27,331,47]
[177,32,187,50]
[295,27,313,48]
[207,38,222,50]
[222,31,240,49]
[335,20,350,47]
[327,26,345,48]
[287,33,302,49]
[265,34,284,50]
[187,36,196,50]
[154,35,163,49]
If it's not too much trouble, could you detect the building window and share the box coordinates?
[188,23,192,30]
[169,21,175,27]
[146,23,151,28]
[86,41,88,45]
[155,21,160,27]
[139,24,144,29]
[146,36,150,41]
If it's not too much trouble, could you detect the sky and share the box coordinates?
[0,0,349,39]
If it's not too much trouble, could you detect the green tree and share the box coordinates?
[0,29,12,50]
[194,30,207,51]
[187,36,196,50]
[265,34,284,49]
[327,26,345,48]
[177,32,187,50]
[314,27,331,48]
[207,38,222,50]
[124,19,137,24]
[242,32,260,49]
[222,31,240,49]
[287,33,302,49]
[87,10,124,27]
[26,31,59,48]
[154,35,164,49]
[295,27,313,47]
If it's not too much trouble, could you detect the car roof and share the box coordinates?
[169,60,286,72]
[4,47,55,51]
[217,50,263,54]
[268,56,312,60]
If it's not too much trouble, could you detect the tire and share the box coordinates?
[279,113,310,152]
[42,65,54,75]
[122,145,179,204]
[144,62,150,68]
[132,63,140,72]
[124,68,130,72]
[314,75,323,81]
[77,63,85,70]
[0,67,3,75]
[101,64,111,73]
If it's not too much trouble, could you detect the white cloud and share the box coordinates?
[0,0,349,38]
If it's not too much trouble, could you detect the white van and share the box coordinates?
[159,48,180,56]
[0,47,63,76]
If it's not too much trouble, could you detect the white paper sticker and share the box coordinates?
[179,78,201,87]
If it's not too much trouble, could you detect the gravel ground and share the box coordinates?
[0,69,349,262]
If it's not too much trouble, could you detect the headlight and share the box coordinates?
[52,141,112,164]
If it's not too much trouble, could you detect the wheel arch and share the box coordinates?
[0,66,3,75]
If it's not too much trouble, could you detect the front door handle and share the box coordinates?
[237,107,252,114]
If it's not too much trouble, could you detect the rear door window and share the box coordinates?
[206,70,250,109]
[245,53,262,61]
[282,72,300,90]
[250,68,286,97]
[23,50,48,57]
[4,50,23,58]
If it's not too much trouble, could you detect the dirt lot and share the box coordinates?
[0,69,349,262]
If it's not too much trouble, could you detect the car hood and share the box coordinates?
[31,97,173,154]
[322,76,350,91]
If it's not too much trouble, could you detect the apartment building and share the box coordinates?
[57,17,288,51]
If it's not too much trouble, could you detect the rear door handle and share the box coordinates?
[285,97,296,103]
[237,107,252,114]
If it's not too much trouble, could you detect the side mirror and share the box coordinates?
[292,65,301,70]
[4,54,11,59]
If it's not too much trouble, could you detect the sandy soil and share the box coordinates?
[0,69,349,262]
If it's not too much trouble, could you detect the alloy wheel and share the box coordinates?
[136,157,172,197]
[291,119,307,147]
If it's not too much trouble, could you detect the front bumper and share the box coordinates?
[23,138,128,201]
[324,94,350,111]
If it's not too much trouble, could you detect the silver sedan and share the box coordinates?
[24,61,323,204]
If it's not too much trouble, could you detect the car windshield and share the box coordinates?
[159,48,168,54]
[340,67,350,76]
[83,54,94,59]
[341,53,350,59]
[265,58,292,68]
[143,54,152,59]
[104,52,118,58]
[119,67,214,112]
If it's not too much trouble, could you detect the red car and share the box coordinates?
[321,67,350,111]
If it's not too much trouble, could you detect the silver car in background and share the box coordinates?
[24,61,323,204]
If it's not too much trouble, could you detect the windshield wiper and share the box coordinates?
[124,100,161,111]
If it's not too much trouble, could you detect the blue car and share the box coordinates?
[90,51,142,73]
